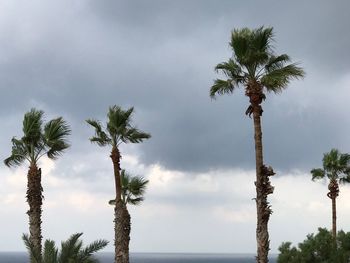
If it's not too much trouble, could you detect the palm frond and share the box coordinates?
[230,27,250,65]
[127,197,145,205]
[4,137,28,167]
[44,117,71,159]
[311,168,325,181]
[339,175,350,184]
[210,79,235,98]
[264,54,291,72]
[59,233,83,263]
[121,127,151,144]
[77,239,109,262]
[338,153,350,171]
[86,119,111,147]
[120,170,149,206]
[46,141,71,159]
[44,117,71,146]
[215,59,245,82]
[129,176,149,197]
[248,26,274,67]
[22,234,42,263]
[260,63,305,93]
[22,108,44,146]
[43,239,58,263]
[251,26,274,53]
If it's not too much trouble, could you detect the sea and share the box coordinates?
[0,252,277,263]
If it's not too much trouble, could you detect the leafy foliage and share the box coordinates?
[311,149,350,182]
[277,228,350,263]
[210,26,305,98]
[109,169,149,206]
[4,108,71,167]
[86,106,150,147]
[23,233,108,263]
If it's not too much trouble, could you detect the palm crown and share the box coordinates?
[210,26,305,98]
[311,149,350,182]
[4,108,71,167]
[86,106,151,147]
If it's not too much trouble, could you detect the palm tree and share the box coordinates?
[210,27,305,263]
[311,149,350,242]
[86,106,150,263]
[23,232,108,263]
[109,170,149,254]
[4,109,71,261]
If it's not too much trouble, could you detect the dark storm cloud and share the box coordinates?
[1,0,350,174]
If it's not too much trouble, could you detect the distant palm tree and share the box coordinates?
[210,27,305,263]
[87,106,150,263]
[109,170,149,254]
[23,232,108,263]
[4,109,71,262]
[311,149,350,241]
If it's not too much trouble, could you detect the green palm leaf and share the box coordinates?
[22,108,44,146]
[261,63,305,93]
[43,240,58,263]
[311,168,325,181]
[44,117,71,159]
[120,170,149,206]
[86,119,111,147]
[210,79,235,98]
[4,137,29,167]
[22,234,41,263]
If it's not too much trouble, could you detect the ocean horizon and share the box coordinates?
[0,252,277,263]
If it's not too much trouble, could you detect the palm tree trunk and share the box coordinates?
[247,82,274,263]
[26,164,43,262]
[327,179,339,243]
[111,147,130,263]
[114,201,131,263]
[332,197,337,240]
[111,147,122,202]
[253,111,271,263]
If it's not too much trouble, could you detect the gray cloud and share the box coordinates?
[1,0,350,175]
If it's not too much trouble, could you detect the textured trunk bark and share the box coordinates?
[111,147,130,263]
[246,81,274,263]
[332,197,337,240]
[327,179,339,244]
[253,111,270,263]
[111,147,122,202]
[26,164,43,262]
[114,201,131,263]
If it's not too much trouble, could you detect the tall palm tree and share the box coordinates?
[87,106,150,263]
[23,232,108,263]
[311,149,350,242]
[4,109,71,262]
[109,170,149,254]
[210,27,305,263]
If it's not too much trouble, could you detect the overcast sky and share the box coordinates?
[1,0,350,255]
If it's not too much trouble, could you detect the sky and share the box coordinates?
[1,0,350,254]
